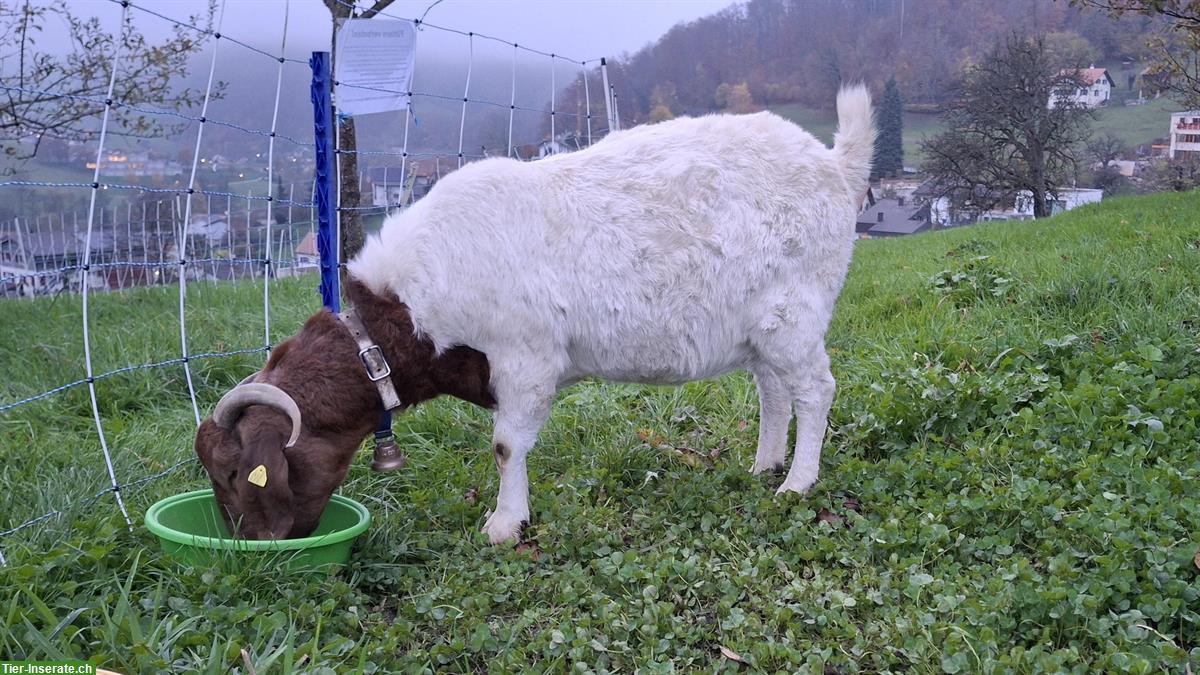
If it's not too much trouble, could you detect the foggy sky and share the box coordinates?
[67,0,738,63]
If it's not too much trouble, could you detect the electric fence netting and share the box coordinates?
[0,0,618,564]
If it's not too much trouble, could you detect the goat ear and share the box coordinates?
[235,411,293,495]
[196,418,238,468]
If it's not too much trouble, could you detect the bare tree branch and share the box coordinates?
[361,0,398,20]
[0,1,221,167]
[920,34,1094,220]
[1072,0,1200,107]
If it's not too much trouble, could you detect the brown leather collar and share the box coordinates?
[335,307,402,411]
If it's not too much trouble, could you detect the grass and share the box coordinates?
[772,94,1184,169]
[1090,96,1182,148]
[771,102,944,168]
[2,190,1200,672]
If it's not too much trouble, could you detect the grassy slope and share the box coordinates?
[1090,96,1180,147]
[771,103,943,167]
[1,191,1199,672]
[772,96,1181,168]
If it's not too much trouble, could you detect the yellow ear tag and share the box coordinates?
[247,464,268,488]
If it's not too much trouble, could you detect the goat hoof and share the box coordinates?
[776,478,816,496]
[482,510,527,545]
[750,460,785,475]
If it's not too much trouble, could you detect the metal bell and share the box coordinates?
[371,432,407,472]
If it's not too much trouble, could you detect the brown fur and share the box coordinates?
[195,278,495,539]
[493,442,510,470]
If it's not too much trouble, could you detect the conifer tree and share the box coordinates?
[872,77,905,178]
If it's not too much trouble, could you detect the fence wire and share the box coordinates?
[0,0,619,560]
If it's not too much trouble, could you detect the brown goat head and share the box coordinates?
[194,279,495,540]
[194,313,381,539]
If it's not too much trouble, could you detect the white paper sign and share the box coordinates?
[334,19,417,116]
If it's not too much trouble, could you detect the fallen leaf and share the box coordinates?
[464,487,478,504]
[515,540,541,561]
[1193,550,1200,571]
[815,508,843,526]
[737,420,748,431]
[719,645,745,663]
[676,450,704,469]
[842,497,861,512]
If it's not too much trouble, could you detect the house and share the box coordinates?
[989,188,1104,221]
[370,166,408,207]
[186,214,229,243]
[513,137,572,161]
[84,150,183,178]
[855,195,932,237]
[1106,159,1142,177]
[554,132,591,152]
[1139,67,1171,99]
[368,160,442,207]
[1050,66,1114,109]
[912,179,988,227]
[1168,111,1200,160]
[293,231,321,269]
[911,179,1101,225]
[0,228,117,296]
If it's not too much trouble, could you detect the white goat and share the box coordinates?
[346,85,875,543]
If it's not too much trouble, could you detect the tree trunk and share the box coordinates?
[337,116,364,263]
[325,2,365,272]
[1029,145,1051,219]
[322,0,399,266]
[1032,188,1049,219]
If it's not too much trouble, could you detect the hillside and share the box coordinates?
[1,191,1199,671]
[593,0,1164,127]
[772,95,1180,169]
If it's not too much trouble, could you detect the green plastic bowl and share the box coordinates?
[145,489,370,570]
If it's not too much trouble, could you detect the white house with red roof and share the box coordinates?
[1169,111,1200,160]
[1049,66,1114,109]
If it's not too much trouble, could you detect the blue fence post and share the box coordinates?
[310,51,340,312]
[310,50,401,470]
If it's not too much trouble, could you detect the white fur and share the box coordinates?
[349,85,875,544]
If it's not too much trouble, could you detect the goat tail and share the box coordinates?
[833,83,876,187]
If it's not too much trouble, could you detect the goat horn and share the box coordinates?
[238,371,261,386]
[213,383,302,448]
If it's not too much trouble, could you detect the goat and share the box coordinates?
[195,85,875,544]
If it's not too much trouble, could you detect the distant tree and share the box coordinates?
[1086,132,1127,168]
[1091,163,1131,193]
[648,83,678,122]
[1072,0,1200,107]
[321,0,397,264]
[873,77,904,178]
[648,105,675,123]
[921,34,1094,219]
[0,2,219,168]
[1138,154,1200,191]
[1044,30,1102,66]
[714,83,732,108]
[1084,132,1130,193]
[715,82,755,114]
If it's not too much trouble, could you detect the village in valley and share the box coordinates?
[5,76,1198,296]
[4,2,1200,296]
[858,65,1198,237]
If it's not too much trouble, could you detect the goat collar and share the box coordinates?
[335,307,403,411]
